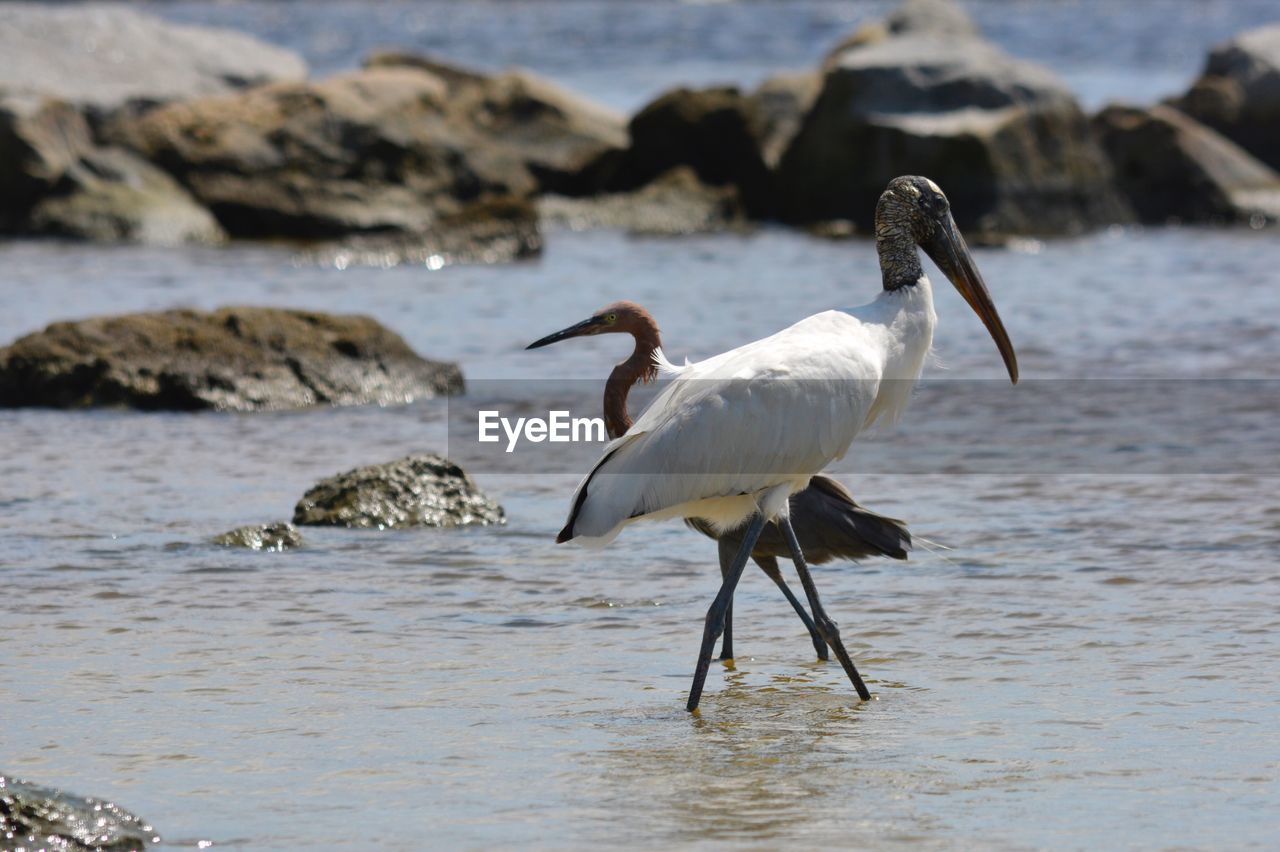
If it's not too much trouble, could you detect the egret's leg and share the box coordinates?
[779,515,871,701]
[688,513,766,712]
[755,554,829,661]
[716,538,736,661]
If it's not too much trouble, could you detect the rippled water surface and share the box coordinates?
[5,1,1280,849]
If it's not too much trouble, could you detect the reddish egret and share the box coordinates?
[551,176,1017,711]
[527,301,910,663]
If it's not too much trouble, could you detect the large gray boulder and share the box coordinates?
[584,86,775,217]
[1172,23,1280,171]
[0,3,306,119]
[0,774,156,851]
[106,67,541,257]
[0,95,224,244]
[293,454,505,529]
[1094,103,1280,224]
[776,30,1127,234]
[823,0,981,64]
[0,307,462,411]
[748,71,823,170]
[366,53,628,195]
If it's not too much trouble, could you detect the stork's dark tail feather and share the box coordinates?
[685,474,911,564]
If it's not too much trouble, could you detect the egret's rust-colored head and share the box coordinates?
[525,300,661,352]
[876,175,1019,384]
[527,301,665,440]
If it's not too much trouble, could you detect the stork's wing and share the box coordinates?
[560,315,884,544]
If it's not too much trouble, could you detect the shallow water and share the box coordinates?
[5,226,1280,849]
[5,1,1280,849]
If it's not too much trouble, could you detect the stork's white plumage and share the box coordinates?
[562,288,935,546]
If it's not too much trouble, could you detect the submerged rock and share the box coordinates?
[777,3,1126,235]
[0,4,305,119]
[1172,23,1280,171]
[539,166,746,235]
[1093,104,1280,224]
[0,774,156,851]
[214,522,303,551]
[0,307,462,411]
[293,454,505,529]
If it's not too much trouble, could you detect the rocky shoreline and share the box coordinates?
[1,1,1276,256]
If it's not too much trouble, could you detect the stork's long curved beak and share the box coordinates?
[526,316,604,349]
[921,212,1019,384]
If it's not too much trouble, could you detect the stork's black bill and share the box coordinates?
[921,210,1020,384]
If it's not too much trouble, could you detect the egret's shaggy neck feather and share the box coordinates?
[603,316,660,439]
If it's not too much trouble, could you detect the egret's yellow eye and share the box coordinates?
[605,313,618,323]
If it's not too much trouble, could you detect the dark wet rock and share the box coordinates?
[293,453,505,529]
[214,522,303,551]
[0,95,224,244]
[1171,23,1280,171]
[587,86,773,217]
[364,51,628,195]
[0,4,305,120]
[539,166,746,235]
[777,26,1127,235]
[823,0,981,64]
[1093,104,1280,224]
[105,67,539,251]
[0,307,462,411]
[0,773,156,851]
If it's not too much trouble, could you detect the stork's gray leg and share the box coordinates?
[688,513,765,712]
[754,554,829,661]
[778,515,871,701]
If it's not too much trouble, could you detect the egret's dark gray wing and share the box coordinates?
[794,474,911,562]
[686,474,910,563]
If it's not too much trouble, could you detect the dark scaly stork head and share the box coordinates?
[876,175,1019,384]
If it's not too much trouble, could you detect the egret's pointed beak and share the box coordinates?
[525,316,605,350]
[921,212,1019,384]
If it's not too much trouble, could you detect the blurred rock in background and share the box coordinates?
[1170,23,1280,172]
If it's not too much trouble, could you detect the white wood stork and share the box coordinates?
[553,176,1018,711]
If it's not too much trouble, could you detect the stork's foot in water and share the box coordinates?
[779,515,872,701]
[813,614,870,700]
[688,514,765,712]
